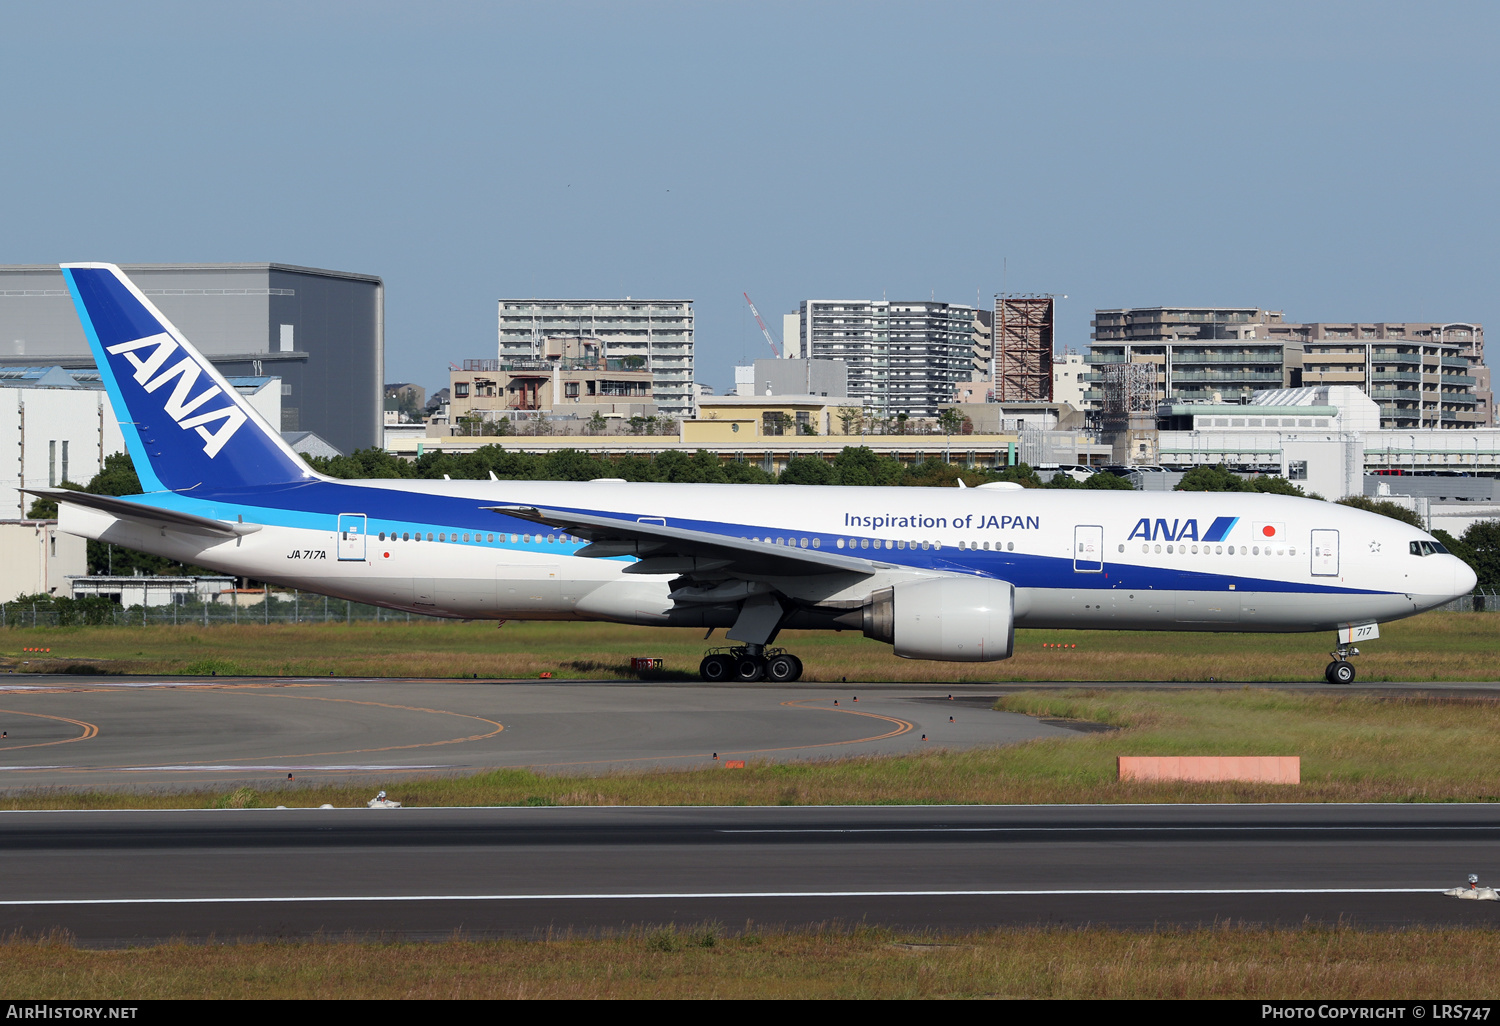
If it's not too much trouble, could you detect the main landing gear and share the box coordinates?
[699,645,803,683]
[1324,645,1359,685]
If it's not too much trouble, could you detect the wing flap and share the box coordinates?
[486,504,883,578]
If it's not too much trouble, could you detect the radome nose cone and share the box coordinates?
[1455,558,1478,598]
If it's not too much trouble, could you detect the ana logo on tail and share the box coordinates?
[105,332,247,458]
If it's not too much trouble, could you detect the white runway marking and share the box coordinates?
[721,826,1500,834]
[0,765,448,773]
[0,887,1444,906]
[115,764,451,772]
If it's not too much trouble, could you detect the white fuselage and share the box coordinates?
[60,480,1473,634]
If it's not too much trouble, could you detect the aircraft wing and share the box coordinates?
[485,504,886,578]
[25,488,261,539]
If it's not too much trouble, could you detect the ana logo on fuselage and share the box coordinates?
[1127,518,1201,542]
[104,333,247,458]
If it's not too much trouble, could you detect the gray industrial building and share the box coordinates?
[0,263,383,455]
[753,358,848,398]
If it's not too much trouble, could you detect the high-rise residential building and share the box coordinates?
[496,299,695,421]
[793,300,974,418]
[1086,307,1489,428]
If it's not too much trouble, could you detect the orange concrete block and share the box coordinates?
[1117,755,1299,784]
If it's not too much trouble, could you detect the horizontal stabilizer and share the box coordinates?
[25,488,261,538]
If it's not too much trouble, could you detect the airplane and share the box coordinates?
[32,263,1476,686]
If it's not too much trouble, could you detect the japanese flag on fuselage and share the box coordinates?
[1254,522,1286,541]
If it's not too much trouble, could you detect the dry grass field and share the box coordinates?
[3,688,1498,810]
[0,610,1496,682]
[2,925,1498,999]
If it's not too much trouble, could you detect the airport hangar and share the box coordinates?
[0,263,383,458]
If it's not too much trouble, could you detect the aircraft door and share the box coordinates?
[1311,529,1339,576]
[337,513,367,561]
[1073,525,1104,572]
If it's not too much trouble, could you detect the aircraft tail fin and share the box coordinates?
[60,263,318,494]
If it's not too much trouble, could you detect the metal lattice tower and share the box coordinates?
[994,295,1054,401]
[1098,362,1156,419]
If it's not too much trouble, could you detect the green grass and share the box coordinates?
[3,689,1498,810]
[2,925,1498,998]
[1,610,1497,681]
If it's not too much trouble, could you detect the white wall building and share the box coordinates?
[1052,353,1088,409]
[0,520,86,601]
[0,367,283,519]
[1154,385,1500,501]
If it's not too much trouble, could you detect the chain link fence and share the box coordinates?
[1433,590,1500,613]
[0,592,445,629]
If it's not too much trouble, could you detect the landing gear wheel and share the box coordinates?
[700,654,732,682]
[1330,660,1356,685]
[733,655,766,682]
[1323,661,1339,684]
[765,653,800,683]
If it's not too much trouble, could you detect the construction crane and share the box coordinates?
[742,292,782,358]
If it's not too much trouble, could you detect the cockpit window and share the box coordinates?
[1410,540,1449,556]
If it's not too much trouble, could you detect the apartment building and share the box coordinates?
[1274,322,1487,429]
[794,300,973,418]
[1087,307,1489,428]
[497,299,694,420]
[449,337,656,424]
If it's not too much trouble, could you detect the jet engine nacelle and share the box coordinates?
[862,578,1015,662]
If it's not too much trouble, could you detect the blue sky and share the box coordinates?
[5,1,1497,396]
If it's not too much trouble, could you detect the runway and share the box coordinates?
[0,804,1496,944]
[0,676,1084,790]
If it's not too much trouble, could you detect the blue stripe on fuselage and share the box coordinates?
[105,483,1383,597]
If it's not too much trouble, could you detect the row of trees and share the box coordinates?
[300,443,1125,490]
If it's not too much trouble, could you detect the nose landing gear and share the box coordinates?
[1324,645,1359,685]
[699,646,803,682]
